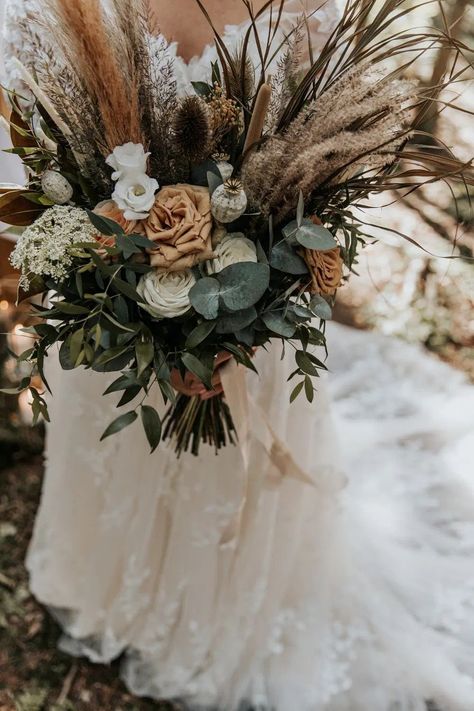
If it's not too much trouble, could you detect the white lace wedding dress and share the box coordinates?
[3,2,474,709]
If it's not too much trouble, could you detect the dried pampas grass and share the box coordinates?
[44,0,142,154]
[243,64,415,221]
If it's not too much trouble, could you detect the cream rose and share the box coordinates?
[106,142,150,180]
[206,233,257,274]
[143,184,215,272]
[137,269,196,319]
[112,174,159,220]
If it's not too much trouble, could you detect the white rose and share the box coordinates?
[112,174,159,220]
[207,233,257,274]
[106,142,150,180]
[137,269,196,319]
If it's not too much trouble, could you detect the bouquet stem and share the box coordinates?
[163,393,237,457]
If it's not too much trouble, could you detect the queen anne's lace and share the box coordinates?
[10,205,96,288]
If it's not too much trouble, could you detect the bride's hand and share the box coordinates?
[170,351,233,400]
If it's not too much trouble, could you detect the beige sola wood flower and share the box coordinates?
[139,184,215,272]
[301,217,343,296]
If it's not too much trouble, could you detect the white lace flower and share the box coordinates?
[207,233,257,274]
[10,205,96,289]
[137,269,196,319]
[106,142,150,181]
[112,174,159,221]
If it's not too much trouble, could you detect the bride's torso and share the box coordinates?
[149,0,269,63]
[2,0,342,94]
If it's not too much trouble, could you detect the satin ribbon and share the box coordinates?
[219,358,317,546]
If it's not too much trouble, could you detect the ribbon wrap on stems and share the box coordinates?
[218,358,318,545]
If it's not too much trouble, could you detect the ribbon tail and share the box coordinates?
[218,361,316,547]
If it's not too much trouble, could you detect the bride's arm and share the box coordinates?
[1,0,37,221]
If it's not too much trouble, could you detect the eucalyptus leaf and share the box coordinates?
[310,295,333,320]
[191,159,220,187]
[294,220,337,251]
[207,170,223,196]
[75,271,83,298]
[100,410,137,441]
[101,311,136,333]
[261,311,296,338]
[218,263,269,311]
[270,240,308,275]
[234,327,255,347]
[189,277,220,320]
[287,304,313,322]
[282,220,298,243]
[216,307,257,334]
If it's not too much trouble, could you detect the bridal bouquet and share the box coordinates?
[2,0,472,454]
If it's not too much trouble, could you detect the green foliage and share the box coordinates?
[283,219,338,251]
[141,405,162,453]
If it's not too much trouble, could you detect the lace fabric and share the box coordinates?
[3,2,474,709]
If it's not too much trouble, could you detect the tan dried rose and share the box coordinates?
[302,216,344,296]
[304,247,344,295]
[94,200,140,248]
[141,184,215,272]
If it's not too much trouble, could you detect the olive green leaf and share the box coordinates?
[141,405,162,453]
[100,410,138,441]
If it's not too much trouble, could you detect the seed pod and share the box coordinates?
[216,161,234,182]
[41,170,74,204]
[172,96,212,163]
[211,179,248,224]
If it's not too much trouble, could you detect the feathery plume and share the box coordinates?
[44,0,142,154]
[243,64,416,221]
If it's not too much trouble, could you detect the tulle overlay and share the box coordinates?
[26,324,474,710]
[3,1,474,708]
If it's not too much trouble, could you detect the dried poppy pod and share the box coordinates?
[213,153,234,182]
[211,178,248,224]
[41,170,74,204]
